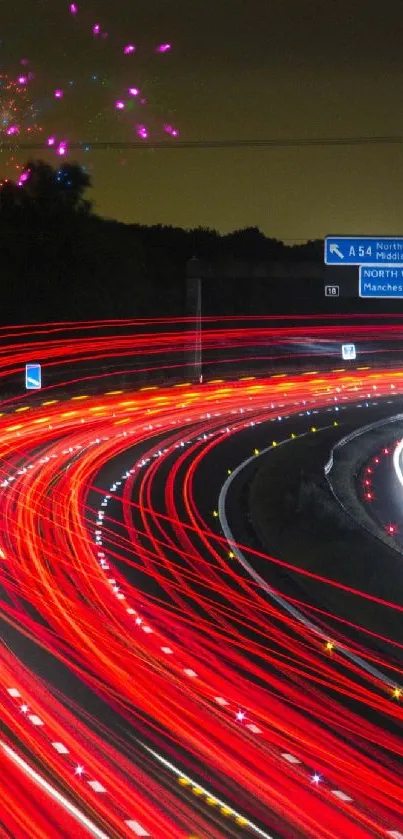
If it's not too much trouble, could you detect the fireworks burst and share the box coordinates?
[0,72,43,173]
[0,2,179,181]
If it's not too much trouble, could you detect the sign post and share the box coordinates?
[25,364,42,390]
[341,344,356,361]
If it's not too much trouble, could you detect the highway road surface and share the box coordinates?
[0,318,402,838]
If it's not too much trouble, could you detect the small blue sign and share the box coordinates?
[359,265,403,298]
[25,363,42,390]
[325,236,403,265]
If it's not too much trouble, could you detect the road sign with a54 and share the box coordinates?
[325,236,403,265]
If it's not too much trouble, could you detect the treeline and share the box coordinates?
[0,160,323,323]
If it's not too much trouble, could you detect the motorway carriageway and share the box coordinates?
[0,323,402,837]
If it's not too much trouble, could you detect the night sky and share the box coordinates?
[2,0,403,241]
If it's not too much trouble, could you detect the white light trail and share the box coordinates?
[0,740,110,839]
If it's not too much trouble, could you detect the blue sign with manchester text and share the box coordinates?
[359,265,403,298]
[325,236,403,265]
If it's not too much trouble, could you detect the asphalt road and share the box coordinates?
[1,322,403,838]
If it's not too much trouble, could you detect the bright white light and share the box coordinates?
[0,743,108,839]
[141,744,274,839]
[393,439,403,489]
[341,343,356,360]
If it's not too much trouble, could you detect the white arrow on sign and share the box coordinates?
[329,243,344,259]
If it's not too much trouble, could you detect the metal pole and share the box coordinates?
[195,275,203,383]
[186,258,203,384]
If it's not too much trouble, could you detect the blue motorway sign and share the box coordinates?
[25,363,42,389]
[325,236,403,265]
[359,265,403,298]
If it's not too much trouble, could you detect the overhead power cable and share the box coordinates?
[2,135,403,151]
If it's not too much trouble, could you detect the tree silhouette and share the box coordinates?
[19,160,92,215]
[223,226,285,260]
[0,179,24,219]
[0,161,333,324]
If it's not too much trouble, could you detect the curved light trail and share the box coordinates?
[393,438,403,489]
[0,318,402,838]
[218,434,402,689]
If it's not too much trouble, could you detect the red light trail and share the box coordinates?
[0,317,402,837]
